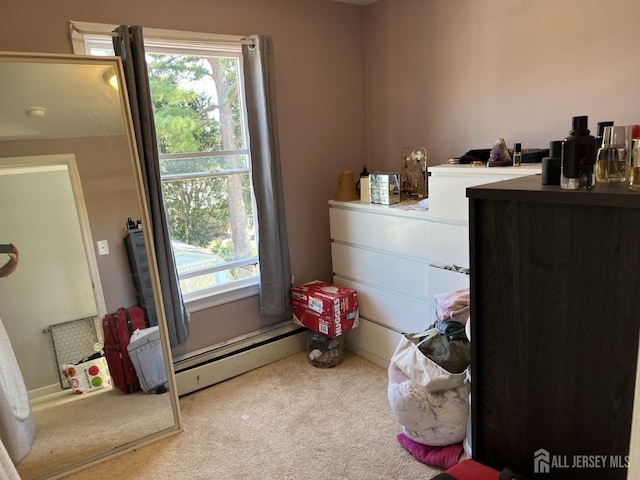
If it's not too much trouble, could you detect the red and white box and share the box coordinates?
[291,281,359,337]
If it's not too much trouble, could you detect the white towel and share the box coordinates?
[0,317,36,464]
[0,438,20,479]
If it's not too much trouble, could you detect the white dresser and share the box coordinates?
[330,164,541,368]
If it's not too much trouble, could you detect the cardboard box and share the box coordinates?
[291,281,359,337]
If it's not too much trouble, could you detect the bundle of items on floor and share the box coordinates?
[388,287,471,470]
[102,306,168,394]
[290,280,359,368]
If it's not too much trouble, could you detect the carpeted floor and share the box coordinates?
[61,351,447,479]
[17,385,175,479]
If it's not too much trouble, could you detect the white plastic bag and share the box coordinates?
[388,332,469,446]
[61,356,111,395]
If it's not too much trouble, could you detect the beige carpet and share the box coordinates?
[17,386,175,479]
[62,351,447,480]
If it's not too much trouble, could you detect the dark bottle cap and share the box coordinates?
[571,115,589,134]
[548,140,562,158]
[514,143,522,153]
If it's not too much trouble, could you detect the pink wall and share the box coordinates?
[1,0,368,356]
[364,0,640,169]
[10,0,631,357]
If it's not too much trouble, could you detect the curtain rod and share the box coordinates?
[69,23,255,46]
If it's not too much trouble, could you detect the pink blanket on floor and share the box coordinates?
[397,433,462,469]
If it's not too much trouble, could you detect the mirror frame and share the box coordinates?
[0,51,182,479]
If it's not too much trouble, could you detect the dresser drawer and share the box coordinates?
[343,317,403,369]
[425,265,470,302]
[428,167,541,223]
[426,221,469,268]
[331,243,429,301]
[333,277,431,333]
[329,206,430,261]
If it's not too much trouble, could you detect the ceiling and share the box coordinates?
[0,59,125,141]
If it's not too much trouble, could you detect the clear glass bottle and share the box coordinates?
[596,125,628,183]
[630,139,640,191]
[561,116,597,190]
[307,330,344,368]
[596,120,614,148]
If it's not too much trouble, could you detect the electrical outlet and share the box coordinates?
[97,240,109,255]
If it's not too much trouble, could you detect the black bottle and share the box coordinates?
[560,116,597,190]
[541,140,562,185]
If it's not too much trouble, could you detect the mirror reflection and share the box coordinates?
[0,53,180,479]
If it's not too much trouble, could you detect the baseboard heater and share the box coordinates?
[174,324,306,396]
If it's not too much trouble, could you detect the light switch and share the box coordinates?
[97,240,109,255]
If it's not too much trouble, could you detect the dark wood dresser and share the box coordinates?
[467,174,640,479]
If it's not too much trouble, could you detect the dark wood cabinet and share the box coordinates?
[467,175,640,479]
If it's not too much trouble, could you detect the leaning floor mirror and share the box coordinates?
[0,52,182,479]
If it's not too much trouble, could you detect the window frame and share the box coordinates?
[71,21,261,312]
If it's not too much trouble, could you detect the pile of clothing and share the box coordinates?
[388,288,471,469]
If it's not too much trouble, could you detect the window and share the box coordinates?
[78,26,260,309]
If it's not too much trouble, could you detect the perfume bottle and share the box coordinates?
[596,120,614,148]
[627,125,640,186]
[513,143,522,167]
[630,139,640,191]
[560,116,597,190]
[596,126,627,183]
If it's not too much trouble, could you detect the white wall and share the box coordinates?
[0,159,97,391]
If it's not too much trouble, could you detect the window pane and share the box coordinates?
[160,154,249,177]
[163,173,256,262]
[178,265,258,295]
[146,53,246,154]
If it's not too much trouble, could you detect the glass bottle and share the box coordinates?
[307,330,344,368]
[513,143,522,167]
[596,120,614,148]
[561,116,597,190]
[630,139,640,191]
[596,125,628,183]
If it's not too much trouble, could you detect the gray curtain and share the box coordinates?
[242,35,292,316]
[113,25,190,347]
